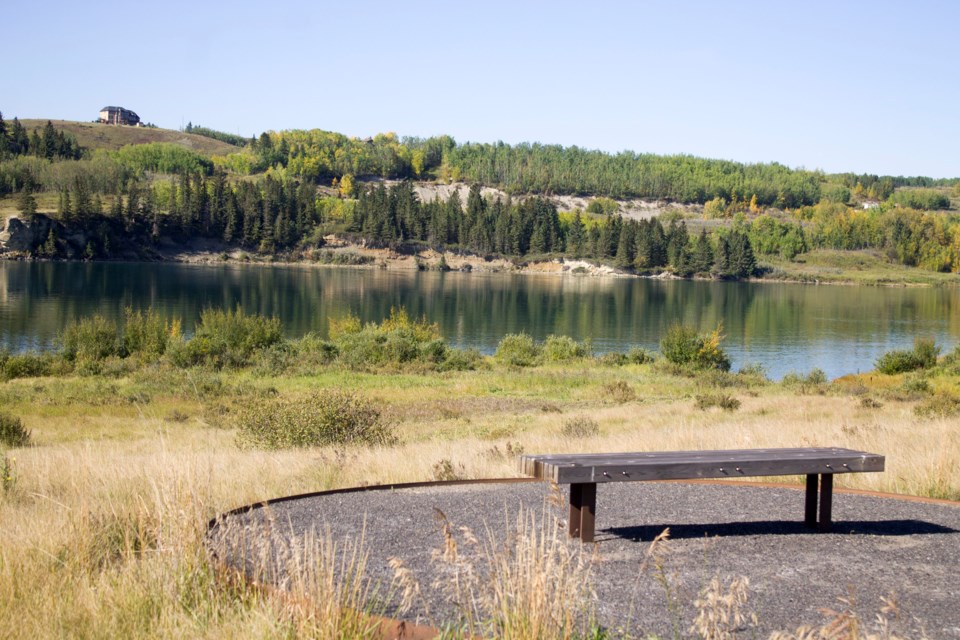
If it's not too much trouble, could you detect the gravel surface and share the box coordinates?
[209,480,960,638]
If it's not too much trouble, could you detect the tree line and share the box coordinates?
[0,114,82,162]
[349,182,758,277]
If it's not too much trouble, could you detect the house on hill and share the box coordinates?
[99,106,141,126]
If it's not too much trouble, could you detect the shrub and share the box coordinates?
[560,416,600,438]
[601,380,636,403]
[914,392,960,419]
[876,338,940,375]
[495,333,542,367]
[543,335,587,362]
[659,324,731,371]
[0,412,30,448]
[61,315,119,362]
[596,352,627,366]
[626,347,655,365]
[331,309,450,370]
[1,352,58,380]
[781,368,828,393]
[236,389,394,449]
[432,458,466,481]
[170,307,282,368]
[437,348,483,372]
[694,394,741,411]
[122,308,174,362]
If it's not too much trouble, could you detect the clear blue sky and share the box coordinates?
[3,0,958,178]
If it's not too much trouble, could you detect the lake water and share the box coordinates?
[1,261,958,379]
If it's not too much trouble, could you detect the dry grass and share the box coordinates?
[18,119,238,157]
[0,360,958,638]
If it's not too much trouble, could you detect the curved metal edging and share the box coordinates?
[206,478,539,640]
[205,476,957,639]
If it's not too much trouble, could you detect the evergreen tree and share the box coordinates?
[666,220,690,269]
[714,235,730,276]
[9,119,28,155]
[110,190,124,219]
[17,189,37,217]
[568,211,586,258]
[691,229,714,274]
[615,220,637,268]
[72,177,91,218]
[0,111,7,157]
[727,231,757,278]
[42,121,58,159]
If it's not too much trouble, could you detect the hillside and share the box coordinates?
[19,119,238,157]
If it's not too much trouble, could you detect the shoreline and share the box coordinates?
[3,241,953,288]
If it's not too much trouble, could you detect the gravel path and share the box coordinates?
[209,480,960,638]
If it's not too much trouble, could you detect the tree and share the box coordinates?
[568,211,586,257]
[17,189,37,217]
[691,229,714,274]
[339,174,354,198]
[0,111,7,157]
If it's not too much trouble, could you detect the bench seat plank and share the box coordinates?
[521,447,884,484]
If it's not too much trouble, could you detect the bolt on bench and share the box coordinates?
[520,447,885,542]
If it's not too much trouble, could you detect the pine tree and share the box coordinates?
[615,220,637,268]
[727,231,756,278]
[714,235,731,276]
[17,189,37,217]
[62,190,73,223]
[568,211,586,257]
[110,190,124,219]
[666,220,690,270]
[0,111,7,158]
[42,121,58,159]
[73,178,91,218]
[691,229,714,274]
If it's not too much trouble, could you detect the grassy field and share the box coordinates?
[18,119,238,157]
[1,331,959,638]
[759,249,960,286]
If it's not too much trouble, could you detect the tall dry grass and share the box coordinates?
[0,358,958,638]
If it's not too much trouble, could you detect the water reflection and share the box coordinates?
[1,261,957,379]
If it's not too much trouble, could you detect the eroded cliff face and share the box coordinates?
[1,215,55,253]
[0,213,141,260]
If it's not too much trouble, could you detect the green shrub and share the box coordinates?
[876,338,940,374]
[912,337,940,368]
[1,352,58,380]
[61,315,119,362]
[560,416,600,438]
[170,307,282,368]
[596,352,628,366]
[543,335,587,362]
[122,308,172,361]
[331,309,450,370]
[659,324,731,371]
[236,389,394,449]
[495,333,542,367]
[781,368,828,393]
[437,348,483,372]
[295,333,339,364]
[626,347,655,365]
[0,412,30,448]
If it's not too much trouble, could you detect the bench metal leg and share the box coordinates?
[804,473,834,532]
[818,473,833,533]
[804,474,818,528]
[569,482,596,542]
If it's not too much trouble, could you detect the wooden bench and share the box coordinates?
[519,447,885,542]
